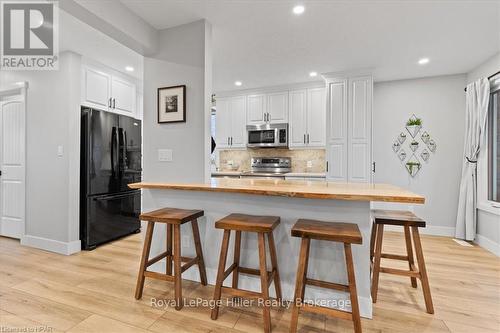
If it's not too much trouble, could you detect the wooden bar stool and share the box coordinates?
[211,213,282,333]
[370,209,434,314]
[290,219,363,333]
[135,207,208,310]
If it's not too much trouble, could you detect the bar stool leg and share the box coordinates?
[267,232,283,301]
[166,224,173,276]
[211,230,231,320]
[173,224,183,310]
[258,233,271,333]
[232,231,242,289]
[369,221,377,265]
[411,227,434,314]
[191,219,208,286]
[135,221,155,300]
[290,237,310,333]
[344,243,362,333]
[404,226,417,288]
[371,224,384,302]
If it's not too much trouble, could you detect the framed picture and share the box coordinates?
[157,85,186,123]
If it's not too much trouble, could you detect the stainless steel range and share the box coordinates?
[240,157,291,179]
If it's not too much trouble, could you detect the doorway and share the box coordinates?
[0,87,26,239]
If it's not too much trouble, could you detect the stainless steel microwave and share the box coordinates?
[246,123,288,148]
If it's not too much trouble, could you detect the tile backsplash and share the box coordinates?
[218,149,326,173]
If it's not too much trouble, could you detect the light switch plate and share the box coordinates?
[158,149,173,162]
[57,145,64,157]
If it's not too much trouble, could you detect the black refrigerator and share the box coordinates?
[80,107,142,250]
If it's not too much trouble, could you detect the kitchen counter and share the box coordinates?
[130,178,424,203]
[133,178,424,319]
[284,172,326,178]
[211,171,241,177]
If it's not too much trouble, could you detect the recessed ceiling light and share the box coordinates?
[418,58,430,65]
[293,5,305,15]
[309,71,318,77]
[234,81,242,86]
[125,66,134,72]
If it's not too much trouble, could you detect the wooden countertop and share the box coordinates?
[129,178,424,204]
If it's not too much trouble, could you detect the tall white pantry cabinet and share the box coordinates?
[325,74,373,183]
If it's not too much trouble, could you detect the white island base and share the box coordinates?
[142,189,373,318]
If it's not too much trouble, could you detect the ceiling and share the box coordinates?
[119,0,500,91]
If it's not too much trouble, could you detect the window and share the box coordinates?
[488,85,500,202]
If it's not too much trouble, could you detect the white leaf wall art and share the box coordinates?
[398,149,407,161]
[410,140,419,152]
[405,114,422,138]
[420,149,430,162]
[427,139,437,152]
[405,154,421,177]
[393,140,401,152]
[398,132,407,144]
[421,131,430,144]
[392,115,436,177]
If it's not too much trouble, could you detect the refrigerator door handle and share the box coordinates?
[93,192,138,201]
[111,127,119,175]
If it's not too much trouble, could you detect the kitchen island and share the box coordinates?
[129,178,424,318]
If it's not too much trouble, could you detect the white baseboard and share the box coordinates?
[474,234,500,257]
[21,235,81,255]
[383,225,455,237]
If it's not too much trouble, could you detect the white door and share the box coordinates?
[289,90,307,148]
[0,96,25,239]
[82,66,111,110]
[326,80,348,181]
[111,77,136,114]
[247,94,266,125]
[348,76,372,183]
[230,96,247,148]
[307,87,326,147]
[215,97,231,149]
[267,91,288,123]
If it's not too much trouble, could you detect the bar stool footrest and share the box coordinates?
[380,266,420,278]
[144,270,175,282]
[381,253,409,261]
[305,278,350,292]
[221,286,263,299]
[300,303,353,321]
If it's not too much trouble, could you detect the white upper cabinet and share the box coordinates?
[82,67,111,110]
[325,74,372,183]
[306,87,326,147]
[82,64,138,118]
[247,94,266,124]
[215,96,247,149]
[289,87,326,149]
[348,76,372,183]
[111,76,136,114]
[230,96,247,148]
[267,91,288,123]
[289,89,307,147]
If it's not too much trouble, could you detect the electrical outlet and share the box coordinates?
[306,160,313,168]
[158,149,173,162]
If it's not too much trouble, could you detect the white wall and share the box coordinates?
[373,74,466,236]
[467,52,500,256]
[0,52,82,254]
[142,20,211,185]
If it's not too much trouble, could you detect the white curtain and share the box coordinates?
[455,78,490,241]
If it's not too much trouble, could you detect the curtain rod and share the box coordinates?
[464,70,500,92]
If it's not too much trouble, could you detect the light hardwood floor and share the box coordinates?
[0,231,499,333]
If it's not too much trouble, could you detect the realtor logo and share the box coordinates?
[1,1,59,70]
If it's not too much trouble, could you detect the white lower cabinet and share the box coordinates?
[215,96,247,149]
[325,74,373,183]
[289,87,326,148]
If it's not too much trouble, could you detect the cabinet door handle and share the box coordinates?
[228,137,230,145]
[230,137,233,145]
[112,98,116,109]
[108,98,112,108]
[304,134,306,144]
[307,134,310,144]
